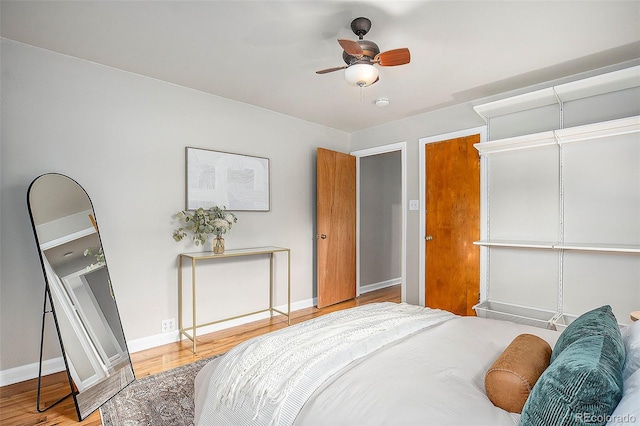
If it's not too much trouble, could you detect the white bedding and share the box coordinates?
[195,304,560,426]
[197,303,455,425]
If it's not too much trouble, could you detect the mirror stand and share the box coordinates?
[36,285,79,419]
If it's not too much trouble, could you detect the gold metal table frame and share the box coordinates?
[178,246,291,353]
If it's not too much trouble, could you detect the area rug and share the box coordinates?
[100,355,220,426]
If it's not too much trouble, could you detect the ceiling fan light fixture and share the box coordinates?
[344,63,378,87]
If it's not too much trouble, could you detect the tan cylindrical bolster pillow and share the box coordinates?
[485,333,552,413]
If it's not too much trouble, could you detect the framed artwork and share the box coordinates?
[185,147,270,211]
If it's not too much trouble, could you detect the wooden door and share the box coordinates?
[317,148,356,308]
[425,135,480,316]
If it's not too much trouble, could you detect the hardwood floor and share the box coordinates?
[0,285,401,426]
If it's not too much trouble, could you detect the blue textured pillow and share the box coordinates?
[551,305,620,363]
[520,333,625,425]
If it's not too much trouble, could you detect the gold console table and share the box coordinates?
[178,246,291,353]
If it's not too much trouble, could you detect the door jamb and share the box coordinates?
[351,142,407,302]
[418,127,487,306]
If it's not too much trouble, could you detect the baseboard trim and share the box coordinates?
[0,357,66,388]
[360,278,401,294]
[1,297,316,387]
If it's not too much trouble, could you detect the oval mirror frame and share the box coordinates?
[27,173,135,420]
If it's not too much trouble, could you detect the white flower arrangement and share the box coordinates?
[173,206,238,247]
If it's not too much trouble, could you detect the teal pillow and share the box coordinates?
[520,334,625,426]
[551,305,619,363]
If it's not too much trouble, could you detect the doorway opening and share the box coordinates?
[352,142,407,302]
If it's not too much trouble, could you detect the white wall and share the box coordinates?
[0,40,349,374]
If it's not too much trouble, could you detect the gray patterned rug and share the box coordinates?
[100,356,220,425]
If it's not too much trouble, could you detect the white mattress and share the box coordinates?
[195,315,560,426]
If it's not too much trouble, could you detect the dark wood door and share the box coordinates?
[425,135,480,316]
[317,148,356,308]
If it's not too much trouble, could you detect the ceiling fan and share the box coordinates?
[316,17,411,87]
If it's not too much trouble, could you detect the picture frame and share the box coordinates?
[185,147,270,211]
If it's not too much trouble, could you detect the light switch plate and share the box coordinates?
[409,200,419,211]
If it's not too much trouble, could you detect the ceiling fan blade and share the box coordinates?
[376,48,411,66]
[316,65,348,74]
[338,39,363,57]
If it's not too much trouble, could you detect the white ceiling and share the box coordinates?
[2,1,639,133]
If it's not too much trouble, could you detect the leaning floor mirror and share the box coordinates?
[27,173,135,421]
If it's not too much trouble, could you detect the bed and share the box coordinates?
[194,302,640,426]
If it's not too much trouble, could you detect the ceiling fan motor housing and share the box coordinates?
[342,40,380,64]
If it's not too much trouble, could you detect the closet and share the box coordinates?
[472,65,640,329]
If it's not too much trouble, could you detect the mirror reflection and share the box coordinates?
[28,173,134,420]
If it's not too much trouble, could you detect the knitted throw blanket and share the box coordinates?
[198,302,455,426]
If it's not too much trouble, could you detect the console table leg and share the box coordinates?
[178,255,183,339]
[192,257,197,354]
[287,250,291,325]
[269,253,274,318]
